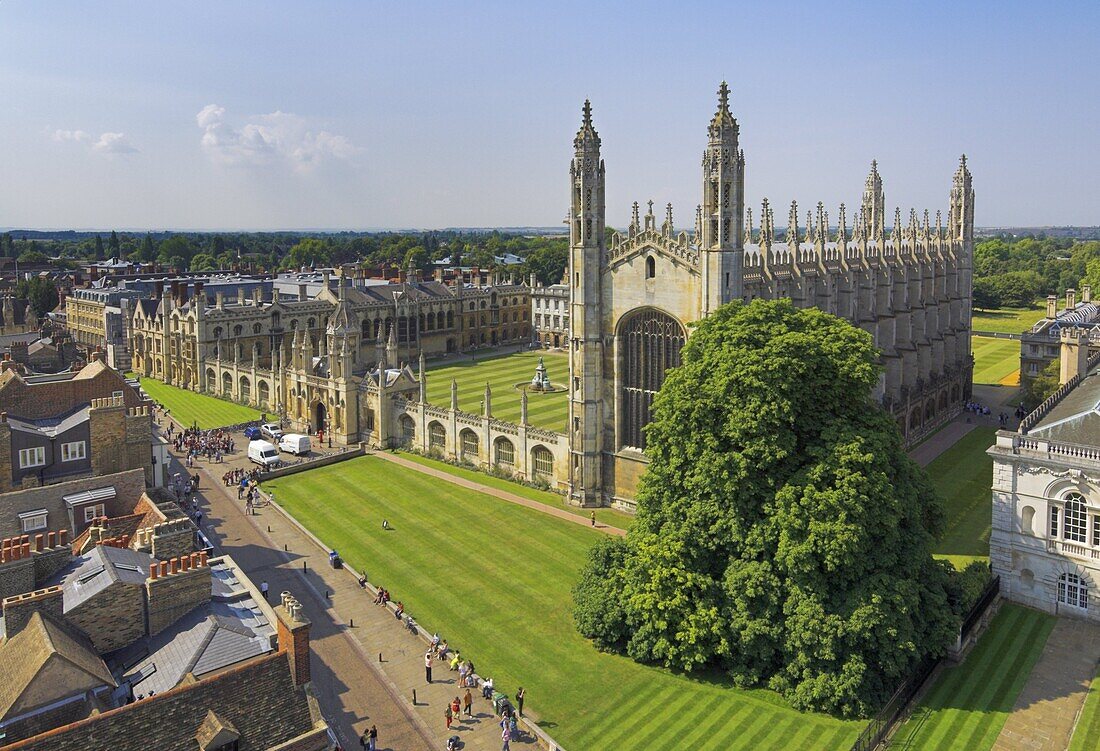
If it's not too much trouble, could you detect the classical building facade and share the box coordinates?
[991,331,1100,621]
[1018,288,1100,387]
[531,280,570,348]
[568,85,975,507]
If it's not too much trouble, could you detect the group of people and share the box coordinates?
[223,467,260,489]
[173,426,236,464]
[964,400,992,417]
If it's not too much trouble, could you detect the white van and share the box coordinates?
[278,434,311,456]
[247,440,280,468]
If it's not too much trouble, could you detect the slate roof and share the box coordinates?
[1029,366,1100,445]
[47,546,153,612]
[5,651,319,751]
[110,559,275,697]
[7,405,89,437]
[0,611,115,720]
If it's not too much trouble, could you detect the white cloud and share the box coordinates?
[196,104,361,170]
[52,129,92,143]
[51,128,137,155]
[92,132,138,154]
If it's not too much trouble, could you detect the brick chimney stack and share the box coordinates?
[275,591,312,686]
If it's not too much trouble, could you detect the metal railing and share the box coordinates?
[849,574,1001,751]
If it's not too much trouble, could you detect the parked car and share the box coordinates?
[247,440,280,468]
[260,422,284,441]
[278,434,311,456]
[243,426,262,440]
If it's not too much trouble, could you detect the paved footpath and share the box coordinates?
[375,451,627,536]
[992,618,1100,751]
[177,440,540,751]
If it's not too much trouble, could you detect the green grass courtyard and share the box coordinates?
[263,456,862,751]
[892,604,1055,751]
[927,427,997,570]
[425,350,569,432]
[971,336,1021,386]
[136,376,262,430]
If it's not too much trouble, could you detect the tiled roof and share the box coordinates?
[0,611,114,720]
[47,546,153,611]
[5,651,319,751]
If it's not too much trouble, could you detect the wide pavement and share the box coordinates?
[170,427,539,751]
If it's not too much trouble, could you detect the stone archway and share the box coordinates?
[314,401,327,434]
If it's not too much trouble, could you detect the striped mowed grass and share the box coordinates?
[1069,662,1100,751]
[892,604,1054,751]
[138,376,262,430]
[425,350,569,432]
[264,456,862,751]
[971,336,1021,386]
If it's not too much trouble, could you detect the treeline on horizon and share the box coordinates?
[0,229,571,287]
[973,233,1100,309]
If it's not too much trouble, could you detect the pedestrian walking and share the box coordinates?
[501,724,511,751]
[516,687,525,716]
[425,651,433,683]
[590,511,596,527]
[445,703,453,730]
[463,689,472,717]
[260,581,269,601]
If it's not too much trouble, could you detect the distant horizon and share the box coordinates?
[2,1,1097,229]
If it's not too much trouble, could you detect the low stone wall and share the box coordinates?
[257,446,364,481]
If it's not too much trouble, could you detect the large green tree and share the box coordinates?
[573,300,962,717]
[15,277,60,317]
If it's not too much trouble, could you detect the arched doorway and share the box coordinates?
[314,402,327,434]
[617,308,686,450]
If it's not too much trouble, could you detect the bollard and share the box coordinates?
[268,525,272,532]
[412,688,417,705]
[379,652,382,662]
[303,561,307,571]
[284,543,287,551]
[350,618,354,628]
[325,590,330,599]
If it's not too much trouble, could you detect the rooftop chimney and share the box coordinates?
[275,591,312,686]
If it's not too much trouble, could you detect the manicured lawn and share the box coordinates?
[928,427,996,570]
[426,350,569,432]
[396,450,635,529]
[893,604,1054,751]
[138,376,262,430]
[972,337,1021,386]
[971,305,1044,335]
[264,456,861,750]
[1069,666,1100,751]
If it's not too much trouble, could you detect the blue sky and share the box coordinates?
[0,1,1096,230]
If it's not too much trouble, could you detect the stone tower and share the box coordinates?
[699,81,745,314]
[568,100,605,506]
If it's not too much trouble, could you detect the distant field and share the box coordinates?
[972,305,1044,335]
[425,350,569,431]
[972,336,1020,385]
[137,377,262,430]
[893,604,1054,751]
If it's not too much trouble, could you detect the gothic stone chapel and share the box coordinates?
[567,83,974,508]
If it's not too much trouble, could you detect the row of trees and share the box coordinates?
[0,230,570,287]
[973,235,1100,310]
[574,300,982,717]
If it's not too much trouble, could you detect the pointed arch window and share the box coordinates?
[618,309,685,450]
[646,256,656,279]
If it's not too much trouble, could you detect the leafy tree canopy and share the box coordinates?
[573,299,962,717]
[15,277,60,317]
